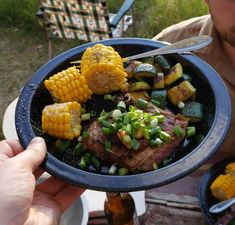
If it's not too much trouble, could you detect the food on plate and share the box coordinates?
[39,43,204,174]
[42,102,82,140]
[44,66,92,103]
[83,102,188,172]
[210,162,235,201]
[80,44,127,94]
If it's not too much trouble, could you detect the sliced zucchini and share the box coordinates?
[165,63,183,86]
[124,60,142,78]
[151,90,167,109]
[153,72,165,89]
[134,63,157,80]
[128,91,150,102]
[141,57,155,65]
[167,80,196,105]
[128,81,151,92]
[154,55,171,72]
[180,102,204,122]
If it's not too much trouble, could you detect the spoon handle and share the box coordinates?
[209,197,235,214]
[124,35,213,62]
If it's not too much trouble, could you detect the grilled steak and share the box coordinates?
[83,104,189,172]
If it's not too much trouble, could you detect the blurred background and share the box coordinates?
[0,0,209,139]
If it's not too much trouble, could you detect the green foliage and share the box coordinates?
[0,0,40,31]
[0,0,209,36]
[107,0,209,38]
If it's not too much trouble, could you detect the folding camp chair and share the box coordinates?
[37,0,134,59]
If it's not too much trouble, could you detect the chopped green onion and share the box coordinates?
[143,113,151,123]
[162,159,171,166]
[73,142,83,155]
[100,109,106,116]
[123,134,132,143]
[173,126,184,137]
[82,130,89,139]
[81,107,86,114]
[100,120,110,127]
[81,113,91,121]
[105,140,112,152]
[123,113,130,125]
[108,164,117,175]
[133,121,141,129]
[155,138,163,146]
[79,157,87,169]
[77,136,82,142]
[150,118,158,128]
[112,109,122,119]
[125,124,132,135]
[104,94,112,100]
[143,128,150,140]
[83,153,92,164]
[136,98,148,109]
[117,101,126,111]
[160,131,171,141]
[149,126,161,138]
[153,163,158,170]
[186,126,196,138]
[129,105,136,112]
[102,127,111,136]
[58,141,72,152]
[131,138,140,150]
[149,138,163,147]
[118,167,129,176]
[155,115,166,122]
[97,116,105,123]
[91,156,101,170]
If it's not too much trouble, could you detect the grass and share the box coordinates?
[0,0,209,37]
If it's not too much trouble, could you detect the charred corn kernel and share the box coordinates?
[44,66,92,103]
[226,162,235,176]
[210,174,235,201]
[42,102,82,140]
[80,44,127,94]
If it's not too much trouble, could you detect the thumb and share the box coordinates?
[14,137,47,172]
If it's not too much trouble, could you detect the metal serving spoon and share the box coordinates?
[123,35,213,62]
[70,35,212,64]
[209,197,235,214]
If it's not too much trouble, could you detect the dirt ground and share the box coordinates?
[0,26,81,139]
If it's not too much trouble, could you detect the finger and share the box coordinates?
[14,137,46,172]
[54,185,85,213]
[36,176,67,194]
[0,139,23,158]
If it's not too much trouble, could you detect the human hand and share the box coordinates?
[0,137,85,225]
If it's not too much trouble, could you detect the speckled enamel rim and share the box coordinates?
[15,38,231,192]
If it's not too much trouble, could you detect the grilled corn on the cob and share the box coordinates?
[210,174,235,201]
[226,162,235,176]
[42,102,82,140]
[80,44,127,94]
[44,66,92,103]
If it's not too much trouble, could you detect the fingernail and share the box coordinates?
[30,137,44,144]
